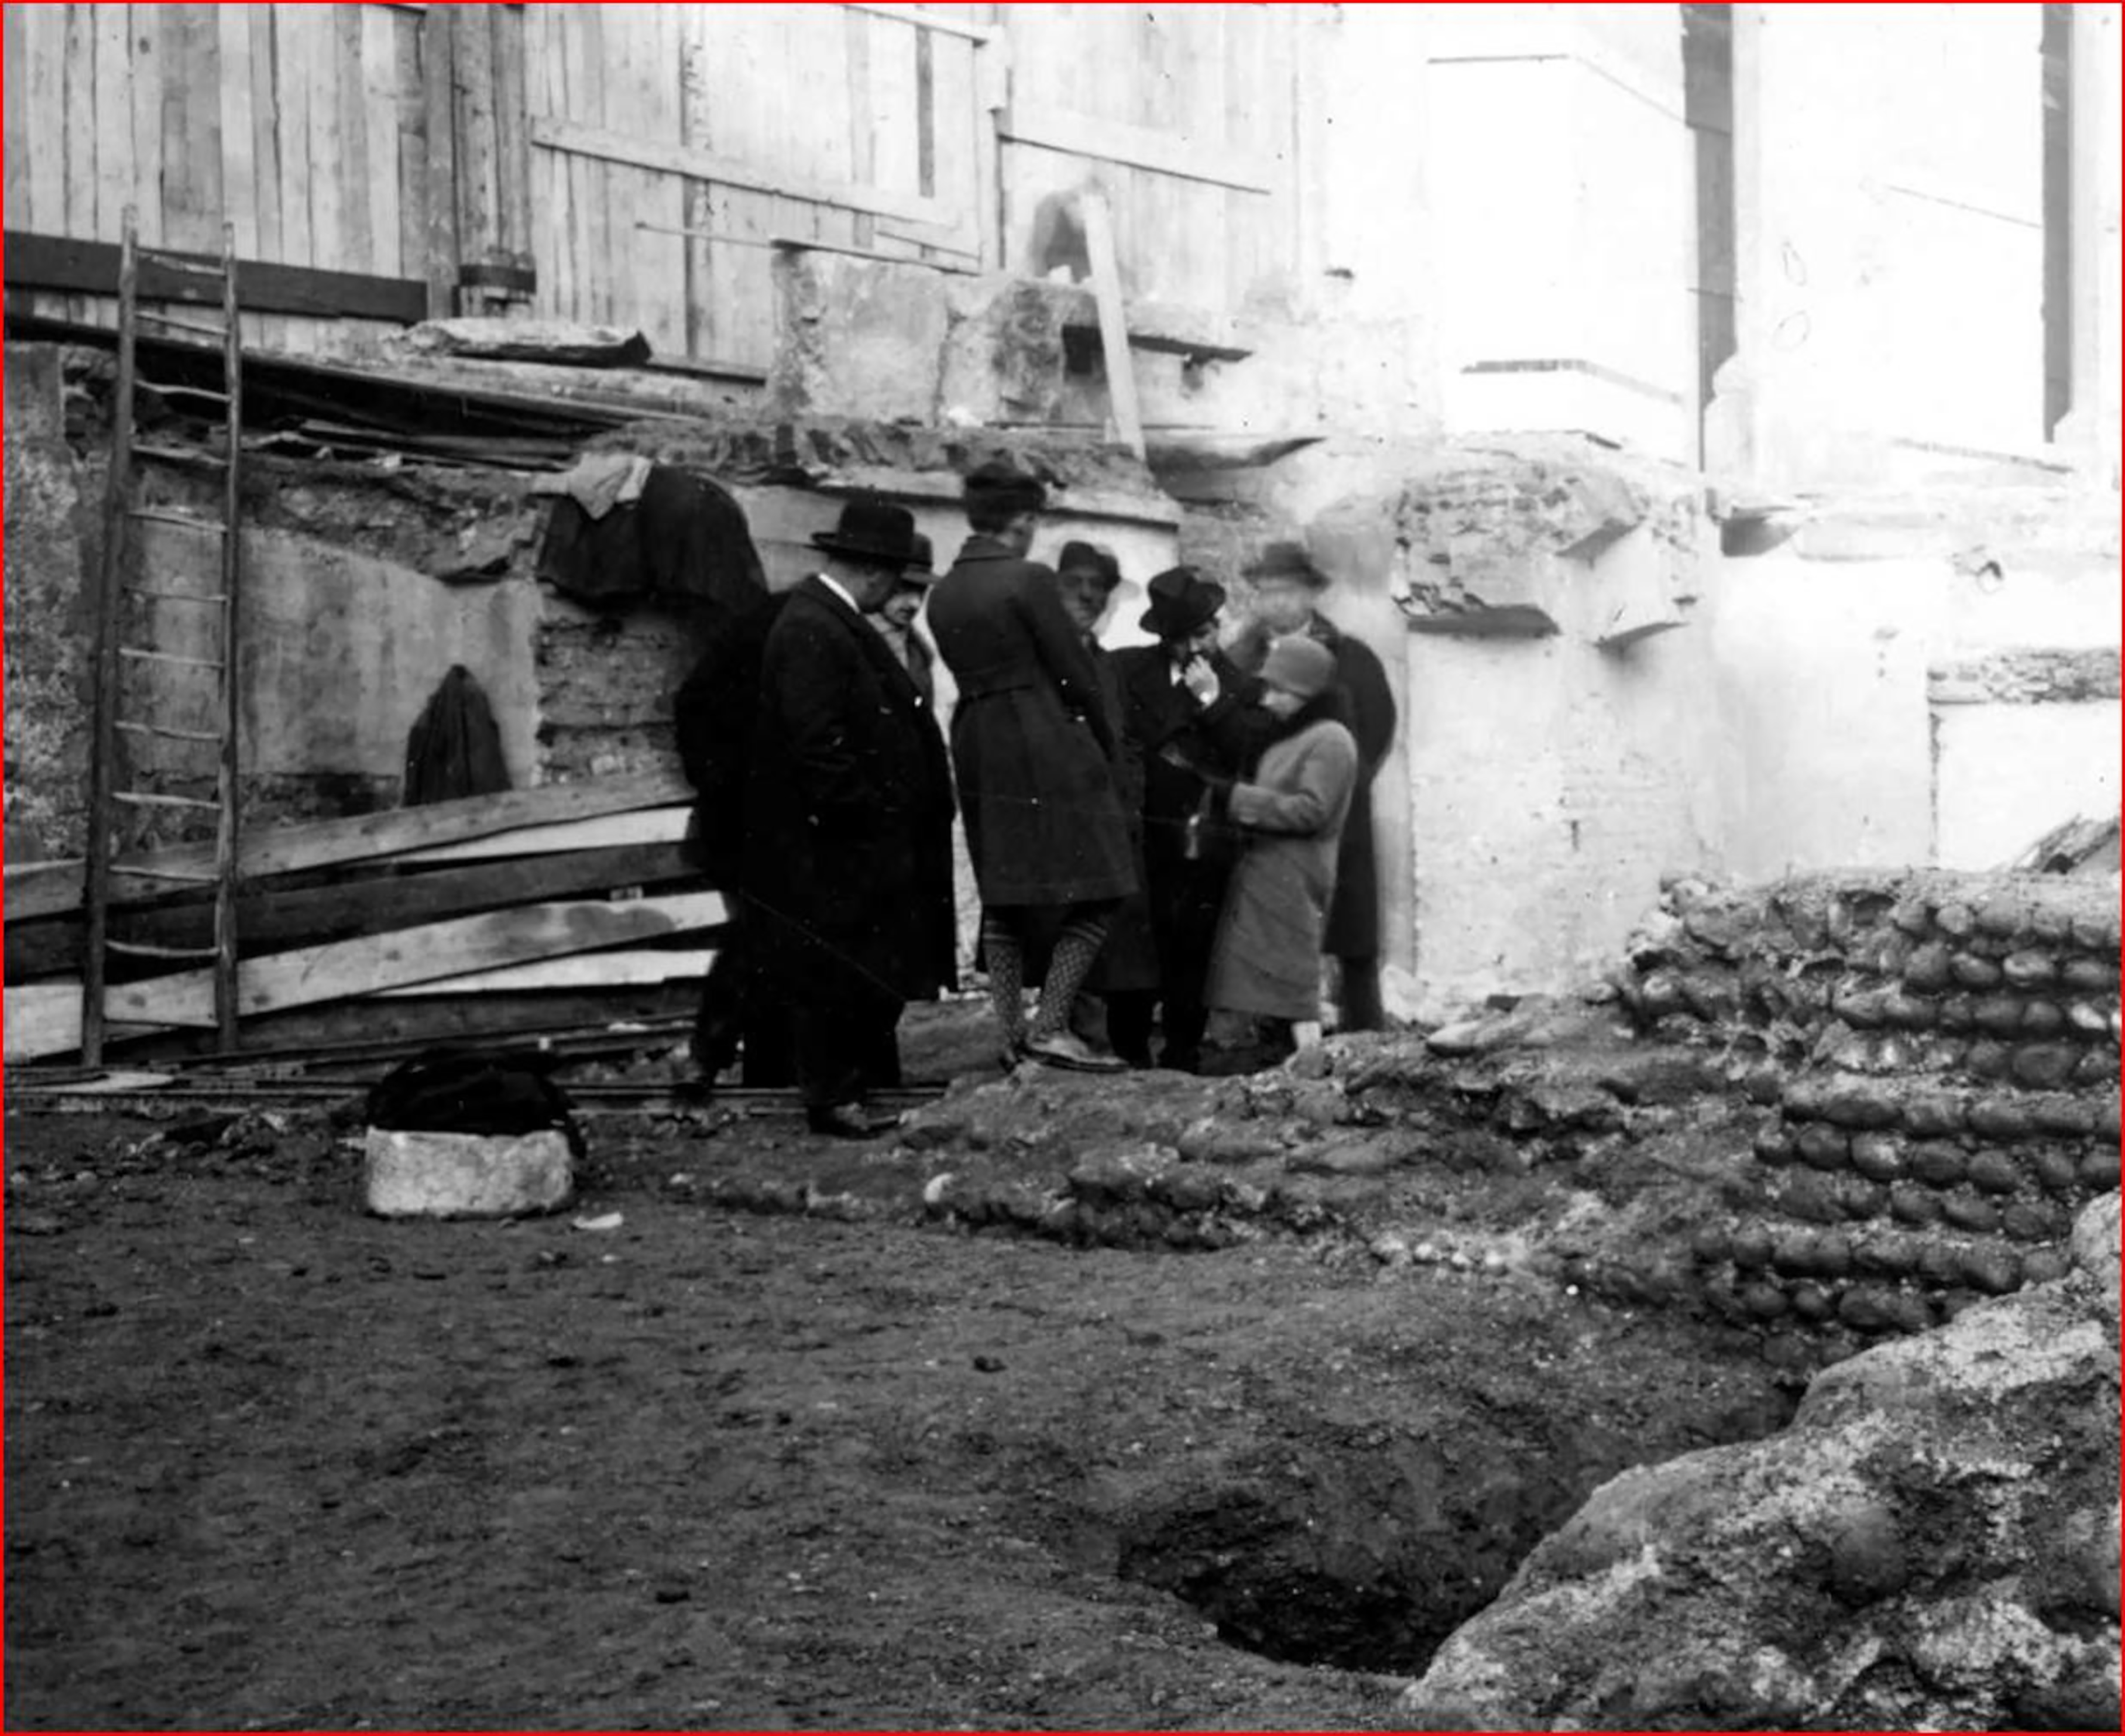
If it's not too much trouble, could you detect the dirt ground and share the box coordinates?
[5,1022,1798,1733]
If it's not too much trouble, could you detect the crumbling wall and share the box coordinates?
[1606,869,2120,1357]
[4,348,95,859]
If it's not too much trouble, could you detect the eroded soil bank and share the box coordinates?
[5,1085,1791,1732]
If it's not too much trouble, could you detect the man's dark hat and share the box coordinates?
[1245,539,1329,589]
[897,531,941,587]
[962,458,1048,515]
[810,495,919,568]
[1057,540,1122,591]
[1138,565,1226,638]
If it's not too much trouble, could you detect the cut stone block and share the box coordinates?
[364,1126,574,1220]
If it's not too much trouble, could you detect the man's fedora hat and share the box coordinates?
[810,495,919,568]
[898,531,941,587]
[962,458,1048,516]
[1057,540,1122,591]
[1138,565,1227,638]
[1245,539,1330,589]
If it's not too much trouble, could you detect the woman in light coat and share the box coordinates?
[1195,635,1357,1051]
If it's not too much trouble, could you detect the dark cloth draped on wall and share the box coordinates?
[402,664,511,806]
[537,466,766,614]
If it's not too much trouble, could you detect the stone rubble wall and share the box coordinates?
[1610,869,2121,1344]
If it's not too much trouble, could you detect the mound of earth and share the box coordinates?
[1401,1193,2122,1731]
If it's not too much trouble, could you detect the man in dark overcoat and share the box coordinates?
[746,497,957,1137]
[927,461,1137,1072]
[1108,567,1271,1072]
[1231,540,1398,1032]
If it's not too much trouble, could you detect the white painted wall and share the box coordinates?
[1935,701,2124,870]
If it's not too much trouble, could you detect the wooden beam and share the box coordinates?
[419,5,459,317]
[1078,192,1144,460]
[374,947,718,995]
[6,841,705,982]
[392,804,693,865]
[4,771,694,923]
[3,230,427,323]
[836,4,996,44]
[4,891,729,1061]
[529,117,961,232]
[998,102,1274,194]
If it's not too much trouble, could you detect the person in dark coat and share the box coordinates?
[745,497,958,1138]
[1107,567,1272,1072]
[673,586,795,1089]
[875,532,940,708]
[927,462,1137,1073]
[1052,540,1159,1060]
[1230,540,1397,1033]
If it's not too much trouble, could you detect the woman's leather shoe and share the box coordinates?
[1023,1032,1127,1074]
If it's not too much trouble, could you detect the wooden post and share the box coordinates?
[971,9,1007,271]
[80,210,140,1065]
[1077,191,1144,460]
[214,220,243,1051]
[490,3,534,303]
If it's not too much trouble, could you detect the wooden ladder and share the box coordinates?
[80,210,247,1064]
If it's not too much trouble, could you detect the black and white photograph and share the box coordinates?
[3,2,2119,1728]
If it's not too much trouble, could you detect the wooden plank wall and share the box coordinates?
[2,2,433,356]
[525,2,986,370]
[994,5,1299,311]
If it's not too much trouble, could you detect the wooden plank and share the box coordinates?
[275,3,314,265]
[361,2,401,275]
[302,3,345,274]
[837,3,994,44]
[217,7,260,262]
[567,3,607,321]
[418,3,455,315]
[997,100,1274,195]
[5,892,731,1061]
[392,803,694,865]
[3,6,30,228]
[969,19,1005,271]
[845,6,877,249]
[375,947,720,996]
[21,3,65,233]
[4,230,429,321]
[393,6,426,284]
[6,841,706,983]
[5,770,695,923]
[158,4,223,254]
[58,3,96,318]
[1079,191,1144,459]
[89,6,130,242]
[677,7,711,354]
[245,6,286,348]
[530,117,965,231]
[490,3,533,272]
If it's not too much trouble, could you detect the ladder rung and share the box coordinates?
[133,309,228,337]
[138,255,226,279]
[123,589,229,607]
[108,864,221,885]
[126,509,227,534]
[115,720,225,743]
[112,791,223,811]
[105,938,222,960]
[139,377,231,403]
[119,647,225,670]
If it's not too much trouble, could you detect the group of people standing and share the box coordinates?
[674,459,1394,1138]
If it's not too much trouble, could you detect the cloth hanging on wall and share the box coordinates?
[536,464,766,613]
[403,664,512,807]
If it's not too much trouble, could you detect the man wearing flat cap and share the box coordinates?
[928,459,1138,1072]
[746,496,958,1137]
[1106,565,1271,1073]
[1232,540,1397,1034]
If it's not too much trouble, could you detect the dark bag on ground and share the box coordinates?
[365,1048,586,1159]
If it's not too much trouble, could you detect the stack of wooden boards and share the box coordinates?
[3,774,719,1066]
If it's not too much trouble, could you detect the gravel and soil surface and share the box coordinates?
[5,1008,1798,1731]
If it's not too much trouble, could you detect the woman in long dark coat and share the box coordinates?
[1232,540,1397,1031]
[927,463,1137,1072]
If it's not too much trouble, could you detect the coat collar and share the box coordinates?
[951,533,1021,566]
[793,575,925,709]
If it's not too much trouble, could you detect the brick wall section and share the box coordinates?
[1611,869,2121,1338]
[1929,648,2123,705]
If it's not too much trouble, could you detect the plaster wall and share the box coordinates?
[1933,700,2124,871]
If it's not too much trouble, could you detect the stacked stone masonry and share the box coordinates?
[1616,870,2121,1339]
